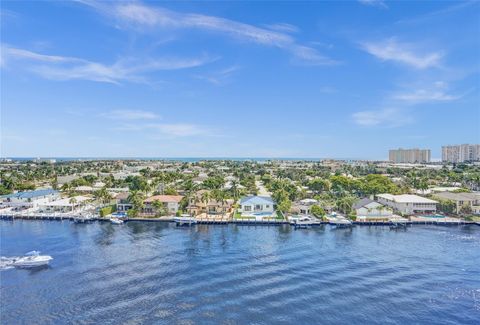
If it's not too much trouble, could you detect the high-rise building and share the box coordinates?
[389,148,431,163]
[442,144,480,163]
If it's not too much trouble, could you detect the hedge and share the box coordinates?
[100,205,117,217]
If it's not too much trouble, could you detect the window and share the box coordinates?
[244,205,252,212]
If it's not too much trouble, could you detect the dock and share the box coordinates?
[1,213,478,227]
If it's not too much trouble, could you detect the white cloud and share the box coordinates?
[1,44,215,84]
[352,108,412,127]
[360,38,443,69]
[194,65,240,85]
[106,110,160,120]
[358,0,388,9]
[393,89,460,103]
[79,1,337,66]
[392,82,462,103]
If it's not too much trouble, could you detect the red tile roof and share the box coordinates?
[144,195,184,203]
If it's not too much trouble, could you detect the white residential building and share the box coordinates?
[353,198,393,219]
[376,194,437,215]
[442,144,480,163]
[0,189,60,208]
[239,196,274,214]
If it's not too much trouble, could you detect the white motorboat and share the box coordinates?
[9,251,53,268]
[327,214,353,227]
[110,217,124,225]
[290,216,321,228]
[174,215,197,226]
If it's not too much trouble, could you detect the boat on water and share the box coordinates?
[290,216,321,228]
[174,215,197,226]
[327,214,353,227]
[110,217,124,225]
[2,251,53,268]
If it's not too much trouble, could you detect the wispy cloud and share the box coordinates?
[392,81,463,104]
[105,109,161,120]
[352,108,412,127]
[358,0,388,9]
[1,44,215,84]
[360,38,443,69]
[78,1,337,66]
[264,23,300,34]
[194,65,240,85]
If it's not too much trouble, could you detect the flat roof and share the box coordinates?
[377,194,437,204]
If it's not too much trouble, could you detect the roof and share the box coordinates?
[299,198,318,205]
[377,194,437,204]
[144,195,184,203]
[41,196,90,207]
[0,189,58,200]
[240,196,274,205]
[433,192,480,201]
[353,198,376,209]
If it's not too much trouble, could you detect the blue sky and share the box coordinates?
[1,0,479,159]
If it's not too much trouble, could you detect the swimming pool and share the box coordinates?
[421,215,446,219]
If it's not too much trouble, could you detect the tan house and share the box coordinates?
[187,190,234,216]
[433,192,480,215]
[142,195,184,216]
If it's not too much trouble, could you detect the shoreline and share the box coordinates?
[1,214,478,227]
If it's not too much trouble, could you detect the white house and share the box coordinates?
[296,198,318,215]
[376,194,437,215]
[38,196,91,213]
[353,198,393,220]
[0,189,60,208]
[238,196,274,214]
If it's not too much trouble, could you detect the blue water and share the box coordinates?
[1,220,479,324]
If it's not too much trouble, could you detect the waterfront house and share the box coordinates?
[187,190,234,216]
[432,192,480,215]
[38,195,90,213]
[376,194,437,215]
[238,196,274,214]
[293,198,318,216]
[115,192,132,212]
[0,189,60,209]
[142,195,184,216]
[353,198,393,221]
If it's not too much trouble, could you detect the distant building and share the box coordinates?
[376,194,437,215]
[442,144,480,163]
[389,148,431,163]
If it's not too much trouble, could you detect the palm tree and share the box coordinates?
[128,190,145,216]
[152,199,166,217]
[69,197,77,212]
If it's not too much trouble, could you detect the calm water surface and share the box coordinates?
[1,220,479,324]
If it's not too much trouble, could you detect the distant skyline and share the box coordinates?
[1,1,479,159]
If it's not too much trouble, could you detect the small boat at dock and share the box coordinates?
[174,215,197,226]
[110,217,124,225]
[327,214,353,227]
[290,216,321,228]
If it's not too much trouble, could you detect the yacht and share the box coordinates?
[327,214,353,227]
[10,251,53,268]
[174,215,197,226]
[110,217,124,225]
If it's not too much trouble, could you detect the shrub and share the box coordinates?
[99,205,116,217]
